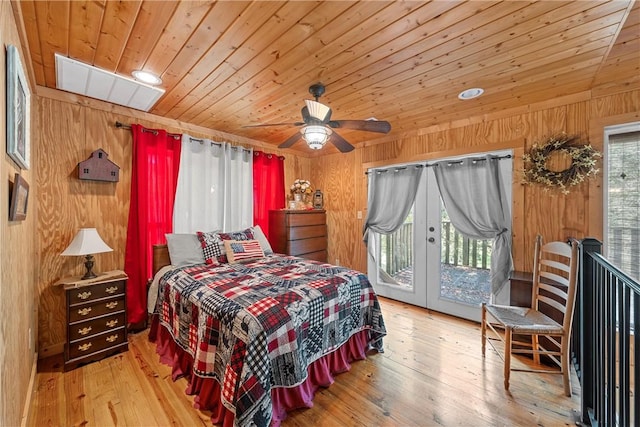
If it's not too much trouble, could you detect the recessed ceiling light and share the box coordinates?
[132,70,162,86]
[458,88,484,100]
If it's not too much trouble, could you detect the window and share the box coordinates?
[605,125,640,281]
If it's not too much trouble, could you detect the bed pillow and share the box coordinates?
[224,239,265,264]
[196,230,225,265]
[165,233,206,267]
[202,228,255,264]
[218,228,255,242]
[250,225,273,255]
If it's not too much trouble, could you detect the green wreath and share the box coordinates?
[522,135,601,194]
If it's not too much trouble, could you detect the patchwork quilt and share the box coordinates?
[155,255,386,426]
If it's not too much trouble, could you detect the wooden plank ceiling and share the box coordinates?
[18,1,640,154]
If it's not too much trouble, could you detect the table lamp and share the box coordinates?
[61,228,113,280]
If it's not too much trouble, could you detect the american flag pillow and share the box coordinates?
[223,239,265,263]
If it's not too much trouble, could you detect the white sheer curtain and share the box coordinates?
[222,145,253,231]
[173,134,253,233]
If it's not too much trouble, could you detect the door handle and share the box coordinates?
[428,237,435,243]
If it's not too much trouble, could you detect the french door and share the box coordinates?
[368,151,511,322]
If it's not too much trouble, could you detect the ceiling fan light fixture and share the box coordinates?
[132,70,162,86]
[302,125,332,150]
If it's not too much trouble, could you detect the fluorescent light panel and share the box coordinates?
[55,54,164,111]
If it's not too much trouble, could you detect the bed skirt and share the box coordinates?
[149,315,375,426]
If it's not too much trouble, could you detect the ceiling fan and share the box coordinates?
[244,83,391,152]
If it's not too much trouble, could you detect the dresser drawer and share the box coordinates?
[68,328,127,360]
[287,212,325,227]
[69,296,125,323]
[68,312,126,342]
[300,250,327,263]
[289,236,328,256]
[68,279,126,305]
[288,224,326,240]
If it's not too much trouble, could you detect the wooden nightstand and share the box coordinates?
[57,270,128,371]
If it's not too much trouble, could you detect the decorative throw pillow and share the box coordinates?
[224,240,265,264]
[250,225,273,255]
[196,231,225,265]
[218,228,255,264]
[218,228,255,243]
[165,233,206,267]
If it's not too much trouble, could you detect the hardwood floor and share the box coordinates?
[28,297,581,426]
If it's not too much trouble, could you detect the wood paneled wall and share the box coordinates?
[1,2,38,426]
[35,92,309,357]
[311,89,640,275]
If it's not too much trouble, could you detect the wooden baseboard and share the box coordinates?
[21,353,38,427]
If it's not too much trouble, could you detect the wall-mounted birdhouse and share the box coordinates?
[78,149,120,182]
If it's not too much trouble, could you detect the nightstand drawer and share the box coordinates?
[68,328,127,360]
[287,212,325,227]
[68,312,126,341]
[68,279,125,305]
[289,236,328,256]
[69,296,125,323]
[288,224,327,240]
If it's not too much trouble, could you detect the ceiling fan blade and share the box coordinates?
[242,122,304,128]
[328,120,391,133]
[278,131,302,149]
[328,131,354,153]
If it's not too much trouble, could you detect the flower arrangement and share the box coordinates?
[522,134,601,194]
[290,179,312,195]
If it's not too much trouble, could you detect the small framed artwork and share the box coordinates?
[9,173,29,221]
[6,45,31,170]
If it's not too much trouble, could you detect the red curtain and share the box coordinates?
[124,125,181,324]
[252,151,285,240]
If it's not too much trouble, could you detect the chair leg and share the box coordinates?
[561,338,571,397]
[532,334,540,365]
[504,327,512,390]
[481,304,486,357]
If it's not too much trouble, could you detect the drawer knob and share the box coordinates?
[106,319,119,328]
[105,301,119,309]
[105,286,119,294]
[77,291,92,300]
[78,342,92,352]
[78,326,92,336]
[78,307,92,316]
[106,334,118,343]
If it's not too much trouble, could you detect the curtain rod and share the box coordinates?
[365,154,512,175]
[115,121,249,153]
[115,121,181,139]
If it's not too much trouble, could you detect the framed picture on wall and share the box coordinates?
[9,173,29,221]
[6,44,31,170]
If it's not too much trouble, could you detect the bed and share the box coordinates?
[148,236,386,427]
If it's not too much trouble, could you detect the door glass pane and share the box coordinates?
[378,206,414,290]
[440,206,492,306]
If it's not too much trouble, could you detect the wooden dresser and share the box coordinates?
[269,209,327,262]
[57,270,128,371]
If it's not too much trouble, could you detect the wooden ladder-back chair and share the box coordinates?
[481,235,579,396]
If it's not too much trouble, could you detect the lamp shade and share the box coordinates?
[61,228,113,256]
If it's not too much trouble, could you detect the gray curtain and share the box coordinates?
[433,155,512,294]
[363,166,423,245]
